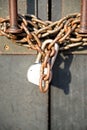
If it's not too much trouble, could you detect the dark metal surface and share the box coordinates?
[37,0,48,20]
[51,0,62,21]
[80,0,87,34]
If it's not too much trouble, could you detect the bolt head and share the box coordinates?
[6,26,22,34]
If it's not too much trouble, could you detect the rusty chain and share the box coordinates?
[0,13,87,93]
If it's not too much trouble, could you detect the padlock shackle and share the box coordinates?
[35,39,53,63]
[35,39,59,64]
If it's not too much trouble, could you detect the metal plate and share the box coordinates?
[51,0,62,21]
[51,0,87,54]
[0,1,49,130]
[62,0,87,54]
[51,54,87,130]
[51,0,87,130]
[0,36,37,55]
[0,0,36,55]
[62,0,80,17]
[0,55,48,130]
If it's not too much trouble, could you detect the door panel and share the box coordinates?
[0,0,48,130]
[51,0,87,130]
[0,55,48,130]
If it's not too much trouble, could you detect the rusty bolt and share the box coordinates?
[4,45,10,51]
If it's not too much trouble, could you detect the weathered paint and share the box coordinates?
[51,0,87,130]
[0,0,87,130]
[0,0,48,130]
[0,55,48,130]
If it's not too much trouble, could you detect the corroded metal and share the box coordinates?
[6,0,22,33]
[1,13,87,54]
[80,0,87,34]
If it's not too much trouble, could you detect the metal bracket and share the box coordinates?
[0,36,37,55]
[0,0,36,55]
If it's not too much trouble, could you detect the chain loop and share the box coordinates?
[39,62,51,93]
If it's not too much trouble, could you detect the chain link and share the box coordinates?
[0,13,87,93]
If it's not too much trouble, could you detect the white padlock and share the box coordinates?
[27,39,59,86]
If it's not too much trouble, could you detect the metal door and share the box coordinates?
[0,0,87,130]
[0,1,48,130]
[51,1,87,130]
